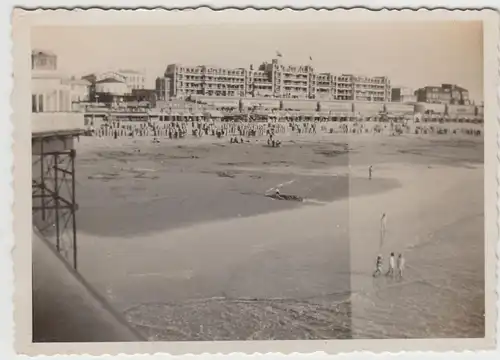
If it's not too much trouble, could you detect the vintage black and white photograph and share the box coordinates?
[12,7,497,355]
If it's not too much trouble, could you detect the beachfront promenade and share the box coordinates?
[82,96,483,141]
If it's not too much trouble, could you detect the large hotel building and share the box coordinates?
[158,58,391,102]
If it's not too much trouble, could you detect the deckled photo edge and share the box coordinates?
[10,7,499,356]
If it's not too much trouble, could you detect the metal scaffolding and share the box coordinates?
[32,133,79,270]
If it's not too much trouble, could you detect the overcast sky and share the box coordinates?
[32,21,483,101]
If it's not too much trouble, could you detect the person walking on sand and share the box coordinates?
[379,213,387,249]
[386,252,395,277]
[397,253,405,278]
[373,254,383,277]
[369,165,373,180]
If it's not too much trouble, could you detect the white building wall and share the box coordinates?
[95,82,128,95]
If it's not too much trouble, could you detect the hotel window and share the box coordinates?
[38,94,44,112]
[32,94,37,113]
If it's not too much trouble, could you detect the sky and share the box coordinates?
[31,21,484,102]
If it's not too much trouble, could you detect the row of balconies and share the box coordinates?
[176,68,245,76]
[174,66,389,83]
[174,82,389,95]
[175,83,388,93]
[355,83,387,88]
[352,78,388,84]
[179,84,245,90]
[280,73,309,78]
[175,76,391,89]
[178,77,246,83]
[177,80,390,92]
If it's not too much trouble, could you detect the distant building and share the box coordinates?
[82,71,127,84]
[415,84,470,105]
[163,58,391,102]
[83,72,122,102]
[93,78,129,104]
[155,77,171,101]
[62,77,91,103]
[391,87,417,103]
[346,74,391,102]
[129,88,157,107]
[83,69,146,101]
[32,49,57,71]
[441,83,470,105]
[95,78,128,95]
[117,69,146,92]
[31,50,73,112]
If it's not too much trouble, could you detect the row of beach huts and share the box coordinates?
[83,96,484,125]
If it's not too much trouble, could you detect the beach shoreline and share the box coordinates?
[71,131,484,340]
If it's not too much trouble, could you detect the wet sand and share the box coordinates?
[74,131,484,340]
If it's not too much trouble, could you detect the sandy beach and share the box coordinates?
[73,129,484,340]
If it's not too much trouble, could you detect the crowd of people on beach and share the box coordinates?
[327,120,482,137]
[85,116,483,145]
[89,121,190,139]
[87,119,291,143]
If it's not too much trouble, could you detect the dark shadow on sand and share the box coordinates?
[76,170,399,238]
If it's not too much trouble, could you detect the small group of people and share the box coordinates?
[229,136,245,144]
[372,211,405,279]
[373,252,405,279]
[288,121,317,135]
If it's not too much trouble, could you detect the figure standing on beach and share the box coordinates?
[369,165,373,180]
[373,254,383,277]
[386,252,395,277]
[379,213,387,248]
[397,253,405,278]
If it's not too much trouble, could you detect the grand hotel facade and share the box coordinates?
[157,58,391,102]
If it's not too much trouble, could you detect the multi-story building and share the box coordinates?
[391,87,417,103]
[162,58,391,102]
[441,84,470,105]
[164,64,248,98]
[415,84,470,105]
[350,75,391,102]
[155,77,171,101]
